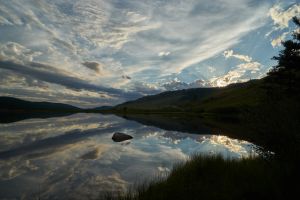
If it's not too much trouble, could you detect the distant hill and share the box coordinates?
[112,79,263,114]
[114,87,219,112]
[0,97,82,123]
[0,96,81,112]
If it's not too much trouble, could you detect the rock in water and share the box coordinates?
[112,132,133,142]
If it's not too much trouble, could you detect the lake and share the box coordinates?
[0,113,258,199]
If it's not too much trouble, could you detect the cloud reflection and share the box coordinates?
[0,114,259,199]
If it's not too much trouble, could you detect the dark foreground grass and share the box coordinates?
[105,155,294,200]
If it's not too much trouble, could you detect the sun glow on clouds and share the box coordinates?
[0,0,298,106]
[271,32,289,47]
[210,50,262,87]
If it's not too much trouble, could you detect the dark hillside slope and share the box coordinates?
[0,97,80,112]
[113,79,264,114]
[0,97,82,123]
[114,87,219,112]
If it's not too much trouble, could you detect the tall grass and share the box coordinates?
[105,155,291,200]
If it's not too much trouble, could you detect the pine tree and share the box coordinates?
[268,17,300,91]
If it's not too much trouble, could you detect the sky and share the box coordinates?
[0,0,299,108]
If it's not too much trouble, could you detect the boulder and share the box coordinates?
[112,132,133,142]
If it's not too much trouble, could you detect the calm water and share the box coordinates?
[0,113,258,199]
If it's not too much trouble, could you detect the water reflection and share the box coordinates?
[0,113,258,199]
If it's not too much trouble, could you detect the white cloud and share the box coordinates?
[69,0,160,50]
[127,11,148,23]
[0,15,13,26]
[271,32,289,47]
[126,81,161,95]
[212,51,262,87]
[237,62,261,72]
[269,4,300,29]
[162,78,211,90]
[210,61,262,87]
[158,51,171,57]
[0,42,42,62]
[223,50,253,63]
[267,4,299,49]
[210,71,242,87]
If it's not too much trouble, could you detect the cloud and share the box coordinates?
[0,15,13,26]
[212,49,263,87]
[0,42,42,62]
[158,51,171,57]
[271,32,289,47]
[267,4,299,50]
[269,4,300,29]
[210,71,243,87]
[0,74,119,108]
[127,11,148,23]
[82,61,101,73]
[210,61,262,87]
[122,75,131,80]
[0,60,141,101]
[81,61,115,77]
[80,145,109,162]
[0,125,123,160]
[2,0,268,75]
[237,62,261,72]
[223,50,253,62]
[127,81,162,96]
[162,78,211,91]
[69,0,159,50]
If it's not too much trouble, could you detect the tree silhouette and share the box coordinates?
[268,17,300,91]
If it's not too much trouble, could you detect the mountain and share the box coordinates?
[0,96,81,112]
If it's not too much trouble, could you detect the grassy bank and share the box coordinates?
[106,155,294,200]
